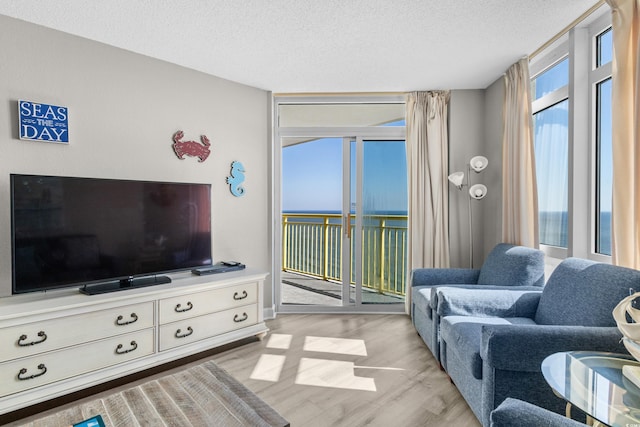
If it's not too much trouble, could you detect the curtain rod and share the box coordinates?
[530,0,606,60]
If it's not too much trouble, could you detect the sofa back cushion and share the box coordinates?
[477,243,545,287]
[534,257,640,326]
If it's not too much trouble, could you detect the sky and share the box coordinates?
[282,136,408,213]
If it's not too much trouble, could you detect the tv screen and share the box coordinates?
[11,174,212,294]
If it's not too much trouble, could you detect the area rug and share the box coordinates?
[17,360,289,427]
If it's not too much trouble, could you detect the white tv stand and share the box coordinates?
[0,269,268,415]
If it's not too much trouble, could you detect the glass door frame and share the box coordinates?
[273,95,406,314]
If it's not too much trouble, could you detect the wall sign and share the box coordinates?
[227,161,245,197]
[19,100,69,143]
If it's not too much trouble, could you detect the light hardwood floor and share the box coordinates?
[4,314,479,427]
[212,314,480,427]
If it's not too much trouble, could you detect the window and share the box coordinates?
[532,58,570,249]
[530,7,612,260]
[595,27,613,256]
[597,28,613,67]
[596,77,612,255]
[532,58,569,100]
[534,99,569,248]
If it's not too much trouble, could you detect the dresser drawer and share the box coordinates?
[158,304,257,351]
[0,302,154,363]
[158,281,257,324]
[0,328,154,397]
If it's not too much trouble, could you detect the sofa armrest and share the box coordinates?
[435,286,542,317]
[490,398,587,427]
[411,268,480,287]
[481,324,627,372]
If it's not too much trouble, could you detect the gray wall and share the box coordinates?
[0,16,272,303]
[448,80,504,268]
[449,89,497,268]
[480,77,505,259]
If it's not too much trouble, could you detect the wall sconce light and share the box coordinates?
[448,156,489,267]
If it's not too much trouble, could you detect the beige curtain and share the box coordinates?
[606,0,640,268]
[405,91,451,313]
[502,58,539,247]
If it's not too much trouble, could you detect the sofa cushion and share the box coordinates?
[412,286,432,318]
[440,316,536,380]
[435,285,541,318]
[411,268,481,287]
[534,258,640,327]
[477,243,545,287]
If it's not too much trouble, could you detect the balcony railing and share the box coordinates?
[282,213,407,296]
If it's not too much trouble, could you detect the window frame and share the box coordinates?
[588,13,613,262]
[529,7,612,262]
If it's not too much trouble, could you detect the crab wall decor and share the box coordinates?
[172,130,210,162]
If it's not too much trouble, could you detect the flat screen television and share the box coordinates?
[11,174,212,295]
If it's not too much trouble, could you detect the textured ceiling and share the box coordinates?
[0,0,601,92]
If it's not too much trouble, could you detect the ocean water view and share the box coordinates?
[539,211,611,255]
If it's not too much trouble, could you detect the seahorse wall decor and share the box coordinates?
[226,161,245,197]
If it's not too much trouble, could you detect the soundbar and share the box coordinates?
[192,262,246,275]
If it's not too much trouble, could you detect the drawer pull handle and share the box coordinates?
[175,327,194,338]
[234,312,249,323]
[18,364,47,381]
[233,290,248,300]
[115,340,138,355]
[116,313,139,326]
[18,331,48,347]
[175,302,193,313]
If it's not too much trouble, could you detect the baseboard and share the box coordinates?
[264,305,276,320]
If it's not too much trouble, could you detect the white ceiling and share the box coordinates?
[0,0,601,93]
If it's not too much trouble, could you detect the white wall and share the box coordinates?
[0,16,272,303]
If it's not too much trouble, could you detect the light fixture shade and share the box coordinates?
[447,171,464,189]
[469,156,488,172]
[469,184,487,200]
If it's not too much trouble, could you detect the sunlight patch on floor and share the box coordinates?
[249,334,403,390]
[303,336,367,356]
[266,333,293,350]
[250,354,286,382]
[295,358,377,391]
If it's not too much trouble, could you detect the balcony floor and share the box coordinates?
[281,271,404,305]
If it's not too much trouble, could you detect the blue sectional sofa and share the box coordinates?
[436,257,640,426]
[490,398,586,427]
[410,243,545,363]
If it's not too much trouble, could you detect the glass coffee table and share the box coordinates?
[542,351,640,427]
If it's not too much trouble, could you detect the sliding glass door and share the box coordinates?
[280,136,406,311]
[281,136,346,307]
[275,96,406,313]
[351,139,407,305]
